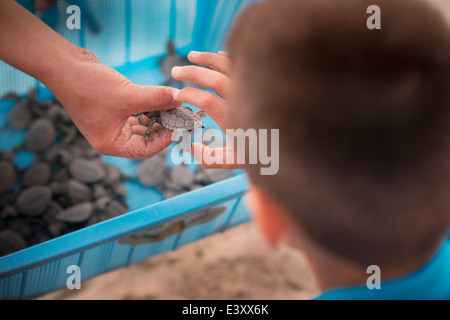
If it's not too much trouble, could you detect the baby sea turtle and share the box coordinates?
[48,221,66,237]
[145,106,206,151]
[0,229,27,257]
[138,156,167,187]
[112,183,127,199]
[22,162,51,187]
[163,189,184,199]
[16,185,52,217]
[145,106,206,136]
[43,201,63,221]
[92,184,108,199]
[0,206,18,219]
[56,202,94,223]
[8,99,34,130]
[0,160,16,193]
[167,165,194,190]
[103,163,123,185]
[67,179,92,205]
[184,206,228,228]
[48,147,72,165]
[26,118,56,152]
[8,219,33,238]
[69,158,106,183]
[118,219,185,246]
[117,206,228,246]
[98,199,128,221]
[160,40,189,88]
[93,196,112,212]
[1,92,21,100]
[203,168,235,184]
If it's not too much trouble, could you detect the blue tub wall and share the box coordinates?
[0,175,250,299]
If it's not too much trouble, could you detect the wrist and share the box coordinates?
[38,43,84,89]
[0,0,87,88]
[41,45,102,100]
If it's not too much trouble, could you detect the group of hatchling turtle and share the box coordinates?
[0,90,129,257]
[137,152,234,199]
[0,84,233,257]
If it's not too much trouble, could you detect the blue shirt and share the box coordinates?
[314,241,450,300]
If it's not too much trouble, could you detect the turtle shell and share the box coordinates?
[160,107,202,131]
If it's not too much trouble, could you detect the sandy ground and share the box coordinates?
[39,223,319,300]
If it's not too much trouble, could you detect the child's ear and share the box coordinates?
[247,185,288,248]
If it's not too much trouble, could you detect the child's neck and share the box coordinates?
[305,242,435,292]
[289,231,435,292]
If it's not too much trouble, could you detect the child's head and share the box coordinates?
[227,0,450,274]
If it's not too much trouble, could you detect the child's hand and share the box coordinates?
[171,51,242,169]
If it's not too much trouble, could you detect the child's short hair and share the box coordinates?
[228,0,450,268]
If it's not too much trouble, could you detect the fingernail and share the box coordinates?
[218,51,227,56]
[172,89,180,104]
[172,66,182,77]
[189,51,201,59]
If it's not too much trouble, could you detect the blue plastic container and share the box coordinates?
[0,0,254,299]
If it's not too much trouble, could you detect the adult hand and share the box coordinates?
[50,50,181,158]
[1,0,180,159]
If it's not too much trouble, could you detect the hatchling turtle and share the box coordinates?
[160,40,189,88]
[138,156,167,187]
[69,157,106,183]
[0,229,27,257]
[22,162,51,187]
[145,106,206,151]
[56,202,94,223]
[8,219,33,238]
[168,165,194,189]
[8,99,34,130]
[0,160,16,193]
[1,92,21,100]
[26,118,56,152]
[146,106,206,135]
[118,219,185,246]
[184,206,228,228]
[0,206,18,219]
[67,179,92,204]
[16,185,52,217]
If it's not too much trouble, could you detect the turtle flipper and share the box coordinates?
[176,130,192,153]
[196,110,206,118]
[167,40,176,55]
[146,117,158,139]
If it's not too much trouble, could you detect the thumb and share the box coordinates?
[128,85,181,116]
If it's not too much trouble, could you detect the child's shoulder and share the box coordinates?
[314,240,450,300]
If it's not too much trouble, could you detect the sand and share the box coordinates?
[39,223,319,300]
